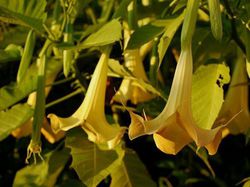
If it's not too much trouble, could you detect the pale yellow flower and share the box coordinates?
[48,49,126,149]
[112,49,153,104]
[129,45,225,155]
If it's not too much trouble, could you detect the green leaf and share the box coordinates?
[0,58,62,111]
[110,149,157,187]
[79,19,122,49]
[155,12,184,67]
[13,149,70,187]
[17,30,36,83]
[0,103,33,141]
[0,44,22,64]
[0,0,47,31]
[126,24,165,49]
[108,58,130,77]
[65,128,120,187]
[79,23,105,43]
[192,64,230,129]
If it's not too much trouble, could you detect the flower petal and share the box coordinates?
[153,113,192,155]
[49,48,125,148]
[82,121,126,149]
[47,114,80,133]
[40,118,65,143]
[128,111,147,139]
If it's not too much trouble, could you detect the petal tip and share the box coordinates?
[128,111,146,140]
[47,113,61,133]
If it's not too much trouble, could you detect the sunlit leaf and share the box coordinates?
[110,149,157,187]
[192,64,230,129]
[65,128,120,187]
[0,103,33,141]
[126,24,165,49]
[108,58,131,77]
[79,19,122,49]
[79,23,105,41]
[13,149,70,187]
[0,0,47,31]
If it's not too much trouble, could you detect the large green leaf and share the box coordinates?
[13,149,70,187]
[126,24,165,49]
[65,128,120,187]
[0,58,62,111]
[0,103,33,141]
[79,19,122,49]
[192,64,230,129]
[110,149,157,187]
[0,0,47,31]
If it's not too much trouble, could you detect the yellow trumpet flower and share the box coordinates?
[112,48,153,104]
[217,54,250,135]
[48,48,126,149]
[128,44,226,155]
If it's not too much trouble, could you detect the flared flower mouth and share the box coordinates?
[128,44,226,155]
[48,48,126,149]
